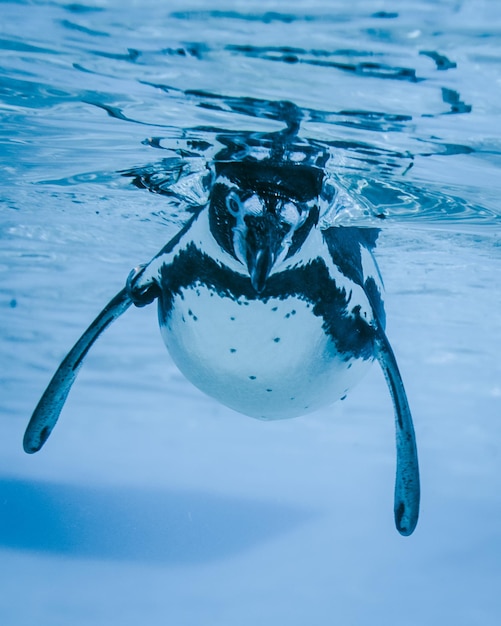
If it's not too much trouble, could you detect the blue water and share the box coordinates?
[1,1,501,624]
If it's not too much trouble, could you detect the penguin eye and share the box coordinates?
[226,193,241,216]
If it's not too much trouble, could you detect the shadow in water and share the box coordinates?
[0,477,314,564]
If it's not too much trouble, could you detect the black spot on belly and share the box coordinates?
[273,337,281,343]
[230,316,236,321]
[249,375,256,380]
[230,348,237,353]
[271,306,278,312]
[266,388,272,392]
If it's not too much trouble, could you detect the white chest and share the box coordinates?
[159,284,372,419]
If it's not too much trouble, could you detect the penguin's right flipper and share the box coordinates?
[23,287,134,454]
[23,264,162,454]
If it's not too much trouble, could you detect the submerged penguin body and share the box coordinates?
[23,153,420,536]
[142,205,381,420]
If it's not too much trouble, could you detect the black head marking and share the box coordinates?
[209,159,323,291]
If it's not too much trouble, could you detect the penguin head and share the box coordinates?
[209,160,324,293]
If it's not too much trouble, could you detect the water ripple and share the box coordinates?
[1,0,500,232]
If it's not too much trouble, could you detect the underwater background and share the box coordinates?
[1,0,501,624]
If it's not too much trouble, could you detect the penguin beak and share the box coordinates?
[244,214,286,294]
[247,246,275,294]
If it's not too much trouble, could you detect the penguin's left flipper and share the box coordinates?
[374,323,420,536]
[323,226,420,534]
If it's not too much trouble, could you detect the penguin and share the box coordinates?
[23,139,420,537]
[129,159,380,421]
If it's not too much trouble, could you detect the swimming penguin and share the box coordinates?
[23,139,420,537]
[131,160,380,421]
